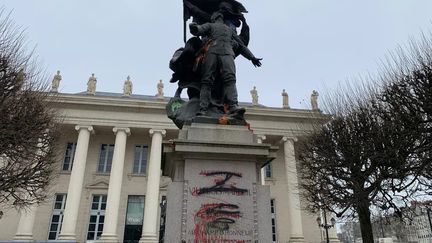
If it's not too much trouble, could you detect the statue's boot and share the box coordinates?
[224,79,245,115]
[197,84,211,116]
[228,105,246,115]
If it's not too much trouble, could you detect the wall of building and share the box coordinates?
[0,93,325,242]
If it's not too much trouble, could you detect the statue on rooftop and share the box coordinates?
[166,0,262,129]
[282,89,289,109]
[157,80,164,98]
[123,76,133,97]
[250,86,258,106]
[311,90,319,111]
[51,70,62,92]
[87,73,97,95]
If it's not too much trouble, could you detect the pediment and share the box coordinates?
[85,179,109,190]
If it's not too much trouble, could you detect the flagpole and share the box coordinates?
[183,0,187,43]
[184,18,187,43]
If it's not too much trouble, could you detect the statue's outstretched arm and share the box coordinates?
[233,34,262,67]
[189,23,211,36]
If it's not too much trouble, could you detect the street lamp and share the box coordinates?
[316,209,336,243]
[425,207,432,238]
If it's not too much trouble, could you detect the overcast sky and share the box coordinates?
[3,0,432,108]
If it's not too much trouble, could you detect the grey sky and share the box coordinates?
[3,0,432,108]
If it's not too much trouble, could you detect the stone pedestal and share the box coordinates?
[163,123,277,243]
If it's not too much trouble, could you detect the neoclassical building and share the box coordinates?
[0,84,339,243]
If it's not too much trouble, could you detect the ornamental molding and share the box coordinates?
[84,178,109,199]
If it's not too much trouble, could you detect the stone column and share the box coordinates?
[139,129,166,243]
[58,125,94,242]
[13,205,37,241]
[256,135,267,185]
[99,127,131,243]
[283,137,305,243]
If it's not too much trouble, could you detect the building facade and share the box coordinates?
[406,201,432,243]
[0,91,333,243]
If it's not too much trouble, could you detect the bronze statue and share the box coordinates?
[189,12,261,116]
[166,0,262,128]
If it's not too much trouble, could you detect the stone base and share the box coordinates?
[288,236,306,243]
[163,123,276,243]
[56,233,77,242]
[138,233,158,243]
[190,115,247,126]
[97,234,120,243]
[13,234,34,242]
[166,97,247,129]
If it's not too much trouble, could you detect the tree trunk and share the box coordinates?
[356,201,374,243]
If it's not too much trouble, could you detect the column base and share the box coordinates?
[288,236,306,243]
[97,234,119,243]
[138,233,158,243]
[13,234,34,242]
[57,233,77,242]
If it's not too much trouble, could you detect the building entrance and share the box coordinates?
[123,196,144,243]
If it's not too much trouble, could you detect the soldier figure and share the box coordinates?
[189,12,262,116]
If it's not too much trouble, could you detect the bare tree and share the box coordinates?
[380,34,432,190]
[0,8,60,209]
[297,32,432,243]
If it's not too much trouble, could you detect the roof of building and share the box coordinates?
[74,91,267,108]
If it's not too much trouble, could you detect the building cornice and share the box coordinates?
[51,93,328,134]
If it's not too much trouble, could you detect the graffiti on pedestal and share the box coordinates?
[194,203,241,240]
[190,170,253,243]
[191,171,250,196]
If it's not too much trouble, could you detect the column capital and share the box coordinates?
[75,125,94,134]
[113,127,131,136]
[149,129,166,138]
[282,136,298,143]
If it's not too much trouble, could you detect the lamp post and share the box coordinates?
[316,208,336,243]
[427,208,432,238]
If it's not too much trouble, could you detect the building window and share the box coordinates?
[62,143,76,171]
[270,199,277,242]
[86,195,107,241]
[133,145,148,174]
[265,163,272,178]
[48,194,67,240]
[97,144,114,173]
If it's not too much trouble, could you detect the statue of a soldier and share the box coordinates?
[189,12,262,116]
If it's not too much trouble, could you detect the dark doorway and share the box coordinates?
[123,196,145,243]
